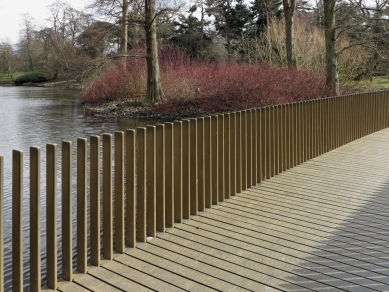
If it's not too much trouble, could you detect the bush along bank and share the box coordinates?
[82,48,336,120]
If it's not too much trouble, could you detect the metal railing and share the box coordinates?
[1,90,388,291]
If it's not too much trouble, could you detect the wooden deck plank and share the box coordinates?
[148,235,292,291]
[71,272,121,292]
[186,213,389,285]
[224,199,389,258]
[236,192,389,242]
[176,217,389,291]
[255,181,389,221]
[60,129,389,292]
[267,174,389,208]
[134,240,254,291]
[124,245,242,291]
[238,189,389,236]
[114,251,208,291]
[56,280,90,292]
[157,229,359,291]
[240,191,389,244]
[102,257,185,291]
[87,263,153,291]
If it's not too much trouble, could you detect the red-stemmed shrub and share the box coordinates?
[82,46,332,117]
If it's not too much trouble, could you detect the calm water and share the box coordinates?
[0,86,157,290]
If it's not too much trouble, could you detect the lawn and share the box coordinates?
[355,75,389,88]
[0,72,29,83]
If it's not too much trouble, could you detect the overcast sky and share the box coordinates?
[0,0,89,45]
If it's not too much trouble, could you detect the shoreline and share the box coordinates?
[0,80,82,90]
[83,101,210,121]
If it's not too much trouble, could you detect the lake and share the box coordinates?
[0,86,157,290]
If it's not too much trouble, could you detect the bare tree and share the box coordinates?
[324,0,389,95]
[120,0,129,65]
[19,13,36,71]
[283,0,297,68]
[144,0,165,103]
[0,42,16,77]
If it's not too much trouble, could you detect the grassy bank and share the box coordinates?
[348,75,389,90]
[0,72,27,84]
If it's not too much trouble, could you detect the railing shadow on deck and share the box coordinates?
[0,90,389,291]
[277,139,389,291]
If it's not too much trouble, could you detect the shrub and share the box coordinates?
[82,57,147,104]
[153,62,330,118]
[82,46,331,117]
[14,71,51,85]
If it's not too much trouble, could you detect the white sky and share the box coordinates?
[0,0,90,45]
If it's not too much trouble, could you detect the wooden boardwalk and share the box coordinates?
[55,129,389,292]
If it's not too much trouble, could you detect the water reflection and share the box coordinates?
[0,86,158,290]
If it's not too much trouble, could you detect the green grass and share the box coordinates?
[0,72,31,83]
[354,75,389,88]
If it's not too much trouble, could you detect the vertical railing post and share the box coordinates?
[12,150,23,292]
[114,132,125,252]
[304,101,309,162]
[256,109,261,183]
[197,118,205,211]
[136,128,146,242]
[270,106,276,177]
[103,134,113,255]
[90,136,100,265]
[251,109,257,185]
[210,116,218,205]
[156,124,166,232]
[77,139,87,273]
[328,98,332,151]
[164,124,174,227]
[235,112,242,193]
[62,141,72,279]
[230,113,236,196]
[173,122,182,222]
[285,104,291,170]
[321,98,329,154]
[241,111,247,187]
[274,105,280,175]
[280,105,285,172]
[298,102,303,165]
[224,114,230,198]
[312,100,316,159]
[265,107,271,179]
[290,103,296,168]
[146,126,156,237]
[246,110,253,186]
[30,147,40,292]
[126,130,136,246]
[47,144,58,288]
[0,155,3,292]
[318,99,323,155]
[217,115,224,201]
[383,91,389,128]
[349,95,353,141]
[204,117,212,207]
[182,120,190,219]
[260,107,266,181]
[189,119,198,215]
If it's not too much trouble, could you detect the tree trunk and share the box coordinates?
[144,0,165,104]
[283,0,296,69]
[324,0,339,96]
[120,0,129,66]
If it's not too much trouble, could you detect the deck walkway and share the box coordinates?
[56,128,389,292]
